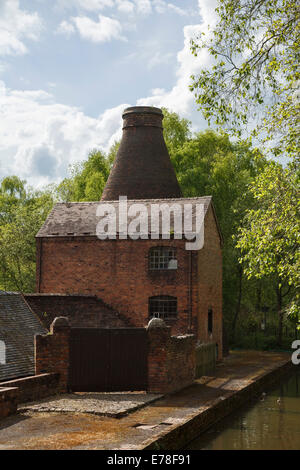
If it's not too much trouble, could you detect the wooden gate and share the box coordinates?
[69,328,148,392]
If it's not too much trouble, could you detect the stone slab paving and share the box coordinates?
[19,392,162,418]
[0,351,292,450]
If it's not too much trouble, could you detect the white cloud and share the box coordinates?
[134,0,152,15]
[153,1,187,16]
[0,0,43,56]
[167,3,188,16]
[55,0,115,11]
[151,87,165,95]
[0,80,129,187]
[137,0,217,118]
[71,14,126,42]
[116,0,135,14]
[147,51,174,69]
[0,0,219,187]
[56,20,76,36]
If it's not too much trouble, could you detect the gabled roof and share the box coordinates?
[36,196,221,240]
[0,291,47,381]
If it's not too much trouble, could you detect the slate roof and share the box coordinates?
[0,291,47,381]
[36,196,215,238]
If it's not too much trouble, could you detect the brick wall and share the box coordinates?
[0,373,59,404]
[36,206,222,359]
[25,294,130,330]
[35,317,70,392]
[37,237,194,336]
[36,206,222,357]
[197,206,223,359]
[195,342,216,378]
[0,387,18,419]
[147,318,196,394]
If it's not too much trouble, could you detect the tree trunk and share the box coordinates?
[276,285,283,347]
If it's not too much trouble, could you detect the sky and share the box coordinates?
[0,0,217,188]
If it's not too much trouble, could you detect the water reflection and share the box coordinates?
[187,369,300,450]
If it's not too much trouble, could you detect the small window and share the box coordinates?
[208,308,213,334]
[149,295,177,319]
[149,247,177,270]
[0,340,6,365]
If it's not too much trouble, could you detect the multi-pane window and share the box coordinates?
[149,247,177,270]
[149,295,178,319]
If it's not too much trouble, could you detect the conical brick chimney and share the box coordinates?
[101,106,182,201]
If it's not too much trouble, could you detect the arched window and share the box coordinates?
[149,295,177,319]
[0,340,6,365]
[149,247,177,270]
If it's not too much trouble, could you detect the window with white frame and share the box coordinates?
[149,247,177,270]
[149,295,177,319]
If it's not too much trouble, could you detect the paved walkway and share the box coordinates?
[19,392,162,418]
[0,351,291,450]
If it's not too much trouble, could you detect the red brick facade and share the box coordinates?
[147,319,196,393]
[35,317,70,392]
[0,373,60,403]
[0,387,18,420]
[36,205,222,358]
[34,317,196,394]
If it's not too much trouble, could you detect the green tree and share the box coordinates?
[162,107,191,155]
[107,141,120,168]
[171,129,267,339]
[0,178,53,292]
[56,149,110,202]
[190,0,300,160]
[236,162,300,343]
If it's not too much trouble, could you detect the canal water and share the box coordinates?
[187,369,300,450]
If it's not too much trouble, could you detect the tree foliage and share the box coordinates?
[0,177,53,292]
[170,129,267,334]
[236,162,300,330]
[162,107,191,154]
[56,149,110,202]
[190,0,300,160]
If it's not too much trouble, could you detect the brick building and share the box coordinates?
[35,106,223,359]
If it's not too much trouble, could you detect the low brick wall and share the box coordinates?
[195,342,216,378]
[0,387,18,419]
[147,318,196,394]
[34,317,196,395]
[0,373,60,404]
[35,317,70,392]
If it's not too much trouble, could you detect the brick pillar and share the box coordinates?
[0,387,18,419]
[147,318,171,393]
[147,317,196,394]
[35,317,70,393]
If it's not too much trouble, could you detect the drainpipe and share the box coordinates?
[188,251,193,333]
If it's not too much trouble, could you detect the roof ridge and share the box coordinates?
[55,196,213,205]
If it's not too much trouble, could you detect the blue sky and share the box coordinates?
[0,0,217,188]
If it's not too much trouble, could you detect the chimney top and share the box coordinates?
[122,106,163,117]
[101,106,182,201]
